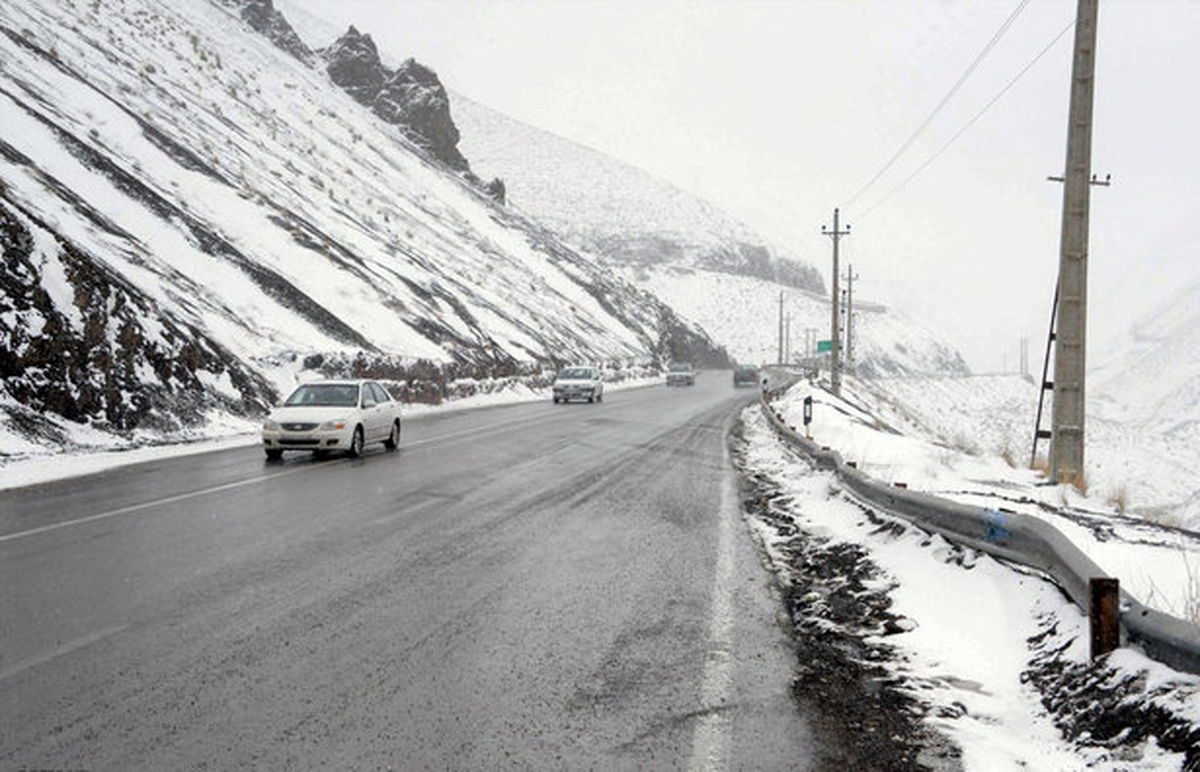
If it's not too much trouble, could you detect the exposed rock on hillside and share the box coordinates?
[322,26,468,170]
[1,195,274,438]
[236,0,313,65]
[323,24,385,105]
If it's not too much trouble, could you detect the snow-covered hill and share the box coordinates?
[450,92,824,293]
[447,91,968,378]
[623,266,969,376]
[0,0,727,456]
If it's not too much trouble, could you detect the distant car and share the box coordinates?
[261,379,401,460]
[733,364,761,387]
[552,366,604,403]
[666,362,696,387]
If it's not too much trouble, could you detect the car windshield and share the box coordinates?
[284,383,359,407]
[669,364,691,372]
[559,368,593,379]
[738,365,757,373]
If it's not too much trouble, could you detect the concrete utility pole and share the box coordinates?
[822,208,850,396]
[1051,0,1100,483]
[843,265,859,374]
[785,313,793,363]
[777,291,784,365]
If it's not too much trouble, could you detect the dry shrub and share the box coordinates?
[1030,454,1050,476]
[1067,469,1089,496]
[1107,485,1128,515]
[1000,444,1016,468]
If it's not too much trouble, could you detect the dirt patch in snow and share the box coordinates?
[1024,617,1200,769]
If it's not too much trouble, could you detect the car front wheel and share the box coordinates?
[348,426,364,458]
[384,420,400,451]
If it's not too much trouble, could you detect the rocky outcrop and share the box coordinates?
[483,177,506,205]
[323,25,385,105]
[233,0,313,65]
[374,58,468,170]
[322,27,468,171]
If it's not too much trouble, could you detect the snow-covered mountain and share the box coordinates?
[448,91,967,376]
[450,93,824,293]
[0,0,728,452]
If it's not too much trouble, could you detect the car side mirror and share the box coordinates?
[362,399,377,409]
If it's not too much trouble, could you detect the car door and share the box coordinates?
[361,382,385,442]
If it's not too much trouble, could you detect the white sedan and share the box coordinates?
[261,379,401,460]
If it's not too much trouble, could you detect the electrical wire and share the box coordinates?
[842,0,1033,210]
[854,17,1075,222]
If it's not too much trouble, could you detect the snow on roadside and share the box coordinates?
[737,407,1095,768]
[771,375,1200,624]
[737,404,1200,769]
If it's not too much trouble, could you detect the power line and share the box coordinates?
[855,17,1075,222]
[842,0,1033,210]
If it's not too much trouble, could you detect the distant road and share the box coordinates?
[0,375,818,769]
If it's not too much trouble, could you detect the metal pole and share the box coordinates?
[1051,0,1100,483]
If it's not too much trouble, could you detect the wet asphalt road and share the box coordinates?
[0,374,817,770]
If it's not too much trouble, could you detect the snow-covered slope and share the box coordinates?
[447,92,967,377]
[450,92,823,293]
[0,0,726,453]
[626,266,968,376]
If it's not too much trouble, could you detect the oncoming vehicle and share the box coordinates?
[733,364,761,387]
[665,362,696,387]
[552,366,604,404]
[261,379,401,460]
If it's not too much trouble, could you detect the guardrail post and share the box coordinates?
[1090,577,1119,660]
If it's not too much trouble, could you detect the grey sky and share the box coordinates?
[280,0,1200,371]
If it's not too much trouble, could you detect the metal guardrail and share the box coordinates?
[758,394,1200,676]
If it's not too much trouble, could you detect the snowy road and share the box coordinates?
[0,376,818,769]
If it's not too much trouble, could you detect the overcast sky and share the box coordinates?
[279,0,1200,372]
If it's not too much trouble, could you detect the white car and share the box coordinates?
[552,366,604,404]
[262,379,401,460]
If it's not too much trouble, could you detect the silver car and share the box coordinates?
[261,379,401,460]
[552,366,604,404]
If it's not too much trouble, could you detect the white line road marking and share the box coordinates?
[689,454,739,771]
[0,408,566,546]
[0,464,324,545]
[0,623,127,683]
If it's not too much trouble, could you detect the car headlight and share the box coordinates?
[263,419,280,431]
[318,419,348,431]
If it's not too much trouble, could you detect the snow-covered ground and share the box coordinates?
[738,386,1200,768]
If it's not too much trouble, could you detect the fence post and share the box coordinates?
[1090,577,1119,660]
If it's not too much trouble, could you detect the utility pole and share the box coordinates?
[784,313,792,364]
[1051,0,1100,484]
[777,291,784,365]
[822,208,850,396]
[843,264,859,375]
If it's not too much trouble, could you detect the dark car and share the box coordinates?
[733,364,761,387]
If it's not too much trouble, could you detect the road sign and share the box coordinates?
[803,396,813,425]
[817,340,832,353]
